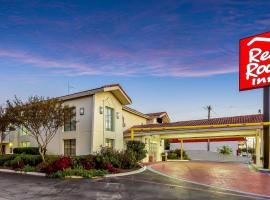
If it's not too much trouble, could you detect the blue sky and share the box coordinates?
[0,0,269,121]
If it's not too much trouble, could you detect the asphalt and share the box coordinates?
[0,170,268,200]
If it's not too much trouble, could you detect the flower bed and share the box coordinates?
[0,141,146,178]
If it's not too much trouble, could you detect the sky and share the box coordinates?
[0,0,269,121]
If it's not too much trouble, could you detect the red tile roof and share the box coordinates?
[146,112,167,117]
[124,114,263,134]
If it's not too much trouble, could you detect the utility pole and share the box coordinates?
[263,87,270,169]
[204,105,212,120]
[67,81,74,95]
[204,105,212,152]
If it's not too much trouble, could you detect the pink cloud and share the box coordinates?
[0,49,100,75]
[0,47,237,78]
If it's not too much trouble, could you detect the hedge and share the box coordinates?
[13,147,39,155]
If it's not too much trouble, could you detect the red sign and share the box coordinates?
[240,32,270,91]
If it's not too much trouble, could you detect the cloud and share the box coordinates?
[0,45,238,78]
[2,0,262,78]
[0,49,100,75]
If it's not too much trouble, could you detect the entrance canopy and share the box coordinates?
[169,137,246,143]
[124,114,267,140]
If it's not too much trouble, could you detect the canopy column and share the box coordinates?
[180,139,183,160]
[256,129,262,166]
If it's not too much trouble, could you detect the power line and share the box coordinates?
[67,81,75,95]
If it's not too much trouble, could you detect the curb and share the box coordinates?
[147,166,270,199]
[105,166,146,178]
[0,167,147,179]
[167,160,189,162]
[0,169,46,177]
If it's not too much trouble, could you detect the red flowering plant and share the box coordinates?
[104,163,119,173]
[44,156,73,174]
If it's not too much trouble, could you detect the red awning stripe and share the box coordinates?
[169,137,246,143]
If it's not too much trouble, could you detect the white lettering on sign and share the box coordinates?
[246,44,270,86]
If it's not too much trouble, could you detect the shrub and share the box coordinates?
[10,159,24,170]
[13,147,40,155]
[218,145,233,155]
[14,154,42,166]
[1,154,42,169]
[30,155,59,173]
[22,165,37,172]
[74,155,95,170]
[104,163,119,173]
[98,148,121,168]
[48,166,107,178]
[119,149,138,169]
[126,141,147,162]
[167,149,189,160]
[167,152,178,159]
[45,156,73,174]
[36,162,50,173]
[0,154,16,166]
[45,155,59,164]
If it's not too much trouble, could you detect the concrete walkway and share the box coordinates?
[185,150,251,163]
[150,161,270,197]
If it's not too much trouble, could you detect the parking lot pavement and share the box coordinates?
[150,161,270,197]
[0,170,269,200]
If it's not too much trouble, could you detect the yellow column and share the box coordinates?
[131,129,134,140]
[255,130,261,166]
[180,139,183,160]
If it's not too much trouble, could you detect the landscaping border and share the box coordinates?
[0,169,45,177]
[105,166,146,178]
[0,166,147,178]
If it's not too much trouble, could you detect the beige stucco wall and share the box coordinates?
[92,91,124,152]
[122,110,147,130]
[47,95,94,155]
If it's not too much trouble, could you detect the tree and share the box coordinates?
[0,106,13,155]
[217,145,233,155]
[164,139,170,150]
[7,96,74,162]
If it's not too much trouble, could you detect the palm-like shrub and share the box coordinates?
[217,145,233,155]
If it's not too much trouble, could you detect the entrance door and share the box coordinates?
[1,145,6,155]
[149,142,157,162]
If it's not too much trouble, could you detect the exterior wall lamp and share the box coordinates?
[99,106,103,114]
[80,107,84,115]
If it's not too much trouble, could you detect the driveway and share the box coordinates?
[0,170,268,200]
[150,161,270,197]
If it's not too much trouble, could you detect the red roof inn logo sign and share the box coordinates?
[240,32,270,91]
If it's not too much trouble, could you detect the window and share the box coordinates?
[64,139,76,156]
[157,118,163,123]
[20,141,30,147]
[21,126,29,136]
[105,139,114,149]
[105,107,114,131]
[64,107,76,132]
